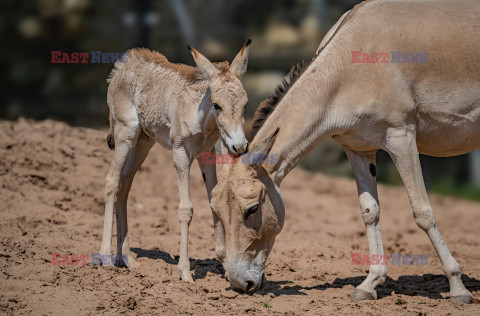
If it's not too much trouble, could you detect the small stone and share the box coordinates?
[207,293,220,300]
[268,292,276,298]
[122,297,136,310]
[223,291,238,299]
[168,282,173,286]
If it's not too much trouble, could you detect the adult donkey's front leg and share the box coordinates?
[196,148,228,280]
[386,128,473,304]
[345,148,387,301]
[173,146,195,283]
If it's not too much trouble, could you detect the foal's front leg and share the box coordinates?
[344,148,387,301]
[196,148,228,279]
[173,146,195,283]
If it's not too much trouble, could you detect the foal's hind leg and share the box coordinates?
[115,132,154,268]
[345,148,387,301]
[386,128,472,304]
[99,113,140,265]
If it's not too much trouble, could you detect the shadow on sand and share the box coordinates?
[259,274,480,300]
[131,247,225,280]
[131,248,480,300]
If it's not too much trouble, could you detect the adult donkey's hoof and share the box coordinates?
[124,256,140,269]
[451,295,473,304]
[178,270,194,284]
[349,289,376,301]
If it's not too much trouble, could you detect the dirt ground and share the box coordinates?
[1,119,479,315]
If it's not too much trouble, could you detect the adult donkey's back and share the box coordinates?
[210,0,479,303]
[100,41,251,283]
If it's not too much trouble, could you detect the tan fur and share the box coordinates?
[211,0,479,303]
[98,41,252,283]
[107,47,229,84]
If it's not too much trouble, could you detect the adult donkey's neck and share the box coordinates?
[252,49,345,185]
[250,4,359,185]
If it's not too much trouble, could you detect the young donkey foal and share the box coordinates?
[99,40,251,282]
[210,0,479,303]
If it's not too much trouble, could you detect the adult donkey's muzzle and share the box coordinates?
[229,263,265,294]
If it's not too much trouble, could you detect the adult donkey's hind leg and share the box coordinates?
[115,132,155,268]
[99,107,140,265]
[344,148,387,301]
[386,128,473,304]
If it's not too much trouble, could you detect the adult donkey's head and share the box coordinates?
[210,129,285,294]
[188,40,251,154]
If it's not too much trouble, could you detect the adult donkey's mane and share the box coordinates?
[251,1,365,132]
[251,59,313,131]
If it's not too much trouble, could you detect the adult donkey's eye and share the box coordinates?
[213,103,222,111]
[245,205,259,219]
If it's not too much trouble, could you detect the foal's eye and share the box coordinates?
[213,103,222,111]
[245,205,259,218]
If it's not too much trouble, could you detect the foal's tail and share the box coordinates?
[106,111,115,150]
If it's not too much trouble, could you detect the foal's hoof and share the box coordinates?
[96,253,114,266]
[451,295,473,304]
[350,289,376,301]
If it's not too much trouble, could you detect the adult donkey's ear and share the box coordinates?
[230,39,252,78]
[187,45,219,78]
[247,127,279,171]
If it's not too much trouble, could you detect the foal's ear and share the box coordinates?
[230,39,252,78]
[247,127,279,170]
[187,45,219,79]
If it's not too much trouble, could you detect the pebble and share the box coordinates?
[207,293,220,300]
[268,292,276,298]
[223,291,238,299]
[161,277,170,283]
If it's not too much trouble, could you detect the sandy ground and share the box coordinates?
[0,119,479,315]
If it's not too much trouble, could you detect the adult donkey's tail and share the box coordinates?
[106,111,115,150]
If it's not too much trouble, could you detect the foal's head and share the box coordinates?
[210,129,285,294]
[188,40,252,154]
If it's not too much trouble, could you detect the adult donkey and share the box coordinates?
[210,0,479,303]
[100,41,251,283]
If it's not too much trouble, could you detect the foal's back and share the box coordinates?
[106,48,225,149]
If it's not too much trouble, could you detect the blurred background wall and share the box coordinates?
[1,0,479,201]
